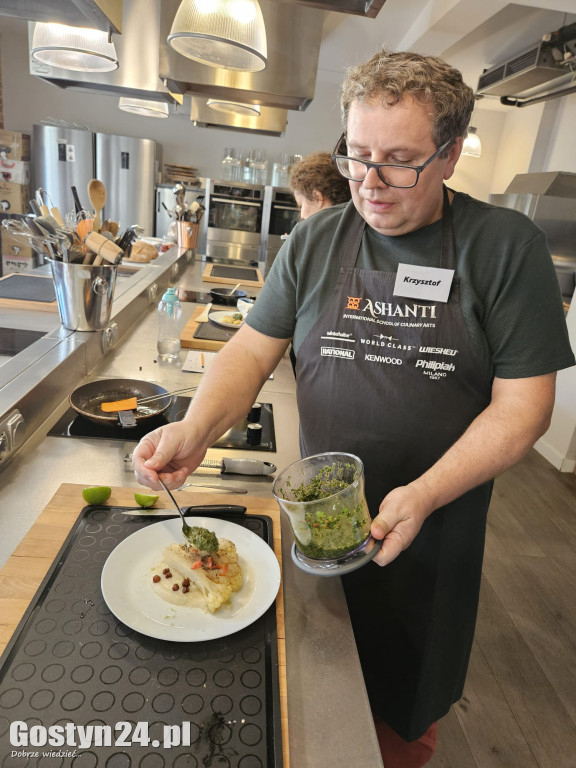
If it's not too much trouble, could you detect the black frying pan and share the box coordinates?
[69,378,172,426]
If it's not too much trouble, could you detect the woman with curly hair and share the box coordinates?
[289,151,351,219]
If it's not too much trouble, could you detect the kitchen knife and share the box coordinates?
[181,504,247,517]
[198,458,276,475]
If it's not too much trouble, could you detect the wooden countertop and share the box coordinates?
[0,482,289,768]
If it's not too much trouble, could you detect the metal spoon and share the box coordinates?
[158,477,193,540]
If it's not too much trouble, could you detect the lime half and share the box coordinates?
[135,493,159,508]
[82,486,112,505]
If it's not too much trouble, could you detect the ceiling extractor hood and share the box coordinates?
[160,0,325,111]
[279,0,386,18]
[27,0,325,113]
[476,22,576,100]
[28,0,173,105]
[190,96,287,136]
[0,0,122,34]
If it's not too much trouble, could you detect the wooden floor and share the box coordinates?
[428,449,576,768]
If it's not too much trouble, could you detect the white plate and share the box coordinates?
[101,517,280,642]
[208,310,244,329]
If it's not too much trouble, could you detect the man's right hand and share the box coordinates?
[131,421,207,490]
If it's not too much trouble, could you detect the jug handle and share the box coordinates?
[92,277,109,296]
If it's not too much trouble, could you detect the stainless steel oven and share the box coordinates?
[205,180,264,265]
[261,187,300,274]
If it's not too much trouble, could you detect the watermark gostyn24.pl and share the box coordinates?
[9,721,196,749]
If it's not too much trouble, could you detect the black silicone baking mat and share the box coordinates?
[0,274,56,302]
[193,323,238,343]
[0,507,283,768]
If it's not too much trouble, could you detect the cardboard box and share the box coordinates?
[1,231,34,262]
[0,158,30,185]
[0,181,30,214]
[2,254,38,273]
[0,129,31,161]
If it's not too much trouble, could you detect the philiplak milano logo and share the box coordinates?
[416,346,459,379]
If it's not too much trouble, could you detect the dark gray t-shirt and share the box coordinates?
[247,192,575,379]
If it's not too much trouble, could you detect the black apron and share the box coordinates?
[295,189,494,741]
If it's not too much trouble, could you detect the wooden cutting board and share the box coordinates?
[0,272,58,311]
[202,262,264,287]
[180,304,240,350]
[0,482,289,767]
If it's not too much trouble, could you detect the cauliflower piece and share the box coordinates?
[206,538,243,593]
[162,538,243,613]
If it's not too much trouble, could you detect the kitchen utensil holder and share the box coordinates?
[48,257,117,331]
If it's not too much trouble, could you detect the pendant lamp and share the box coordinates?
[462,126,482,158]
[207,99,261,116]
[31,22,118,72]
[119,98,170,118]
[168,0,267,72]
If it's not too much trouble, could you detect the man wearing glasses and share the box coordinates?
[133,49,574,767]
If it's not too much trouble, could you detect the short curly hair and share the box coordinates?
[289,152,351,205]
[341,48,475,155]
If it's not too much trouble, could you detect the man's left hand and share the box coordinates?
[370,485,432,567]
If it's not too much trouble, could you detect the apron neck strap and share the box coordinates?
[440,185,457,271]
[339,209,366,271]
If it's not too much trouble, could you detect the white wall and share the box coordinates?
[450,107,506,200]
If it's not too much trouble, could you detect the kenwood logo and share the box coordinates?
[321,347,355,359]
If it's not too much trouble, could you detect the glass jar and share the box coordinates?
[221,147,241,181]
[249,149,268,185]
[271,152,291,188]
[273,452,372,561]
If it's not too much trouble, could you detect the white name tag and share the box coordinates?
[393,264,454,303]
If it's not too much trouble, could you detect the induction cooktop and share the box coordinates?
[48,397,276,451]
[0,326,46,357]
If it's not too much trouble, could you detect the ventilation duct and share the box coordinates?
[476,22,576,100]
[476,43,566,97]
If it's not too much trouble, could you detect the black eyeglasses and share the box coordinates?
[331,134,453,189]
